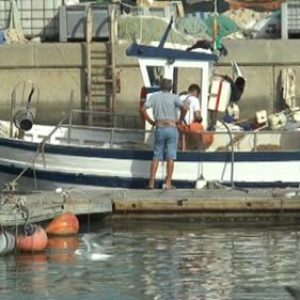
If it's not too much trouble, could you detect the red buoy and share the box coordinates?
[46,212,79,236]
[17,225,48,252]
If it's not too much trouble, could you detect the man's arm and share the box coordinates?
[194,110,202,123]
[139,105,156,126]
[177,106,187,124]
[191,96,202,123]
[175,96,188,123]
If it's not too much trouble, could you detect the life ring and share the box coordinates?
[139,86,151,125]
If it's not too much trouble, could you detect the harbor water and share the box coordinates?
[1,220,300,300]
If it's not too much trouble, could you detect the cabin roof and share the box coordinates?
[126,43,219,63]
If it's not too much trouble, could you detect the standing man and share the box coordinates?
[179,84,202,150]
[140,78,186,190]
[180,84,202,125]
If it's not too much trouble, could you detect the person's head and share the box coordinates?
[160,78,173,92]
[188,84,201,97]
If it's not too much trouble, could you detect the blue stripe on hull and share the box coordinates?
[0,163,299,190]
[0,137,300,162]
[0,163,193,189]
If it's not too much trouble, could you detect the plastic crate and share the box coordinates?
[0,0,62,40]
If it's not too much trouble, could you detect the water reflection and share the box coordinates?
[47,236,79,264]
[1,222,300,299]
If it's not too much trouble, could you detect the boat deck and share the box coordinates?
[2,187,300,226]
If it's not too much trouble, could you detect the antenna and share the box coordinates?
[212,0,218,51]
[158,17,173,48]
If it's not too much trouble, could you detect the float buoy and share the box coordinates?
[46,212,79,236]
[201,131,214,147]
[178,122,214,148]
[0,230,16,255]
[17,224,48,252]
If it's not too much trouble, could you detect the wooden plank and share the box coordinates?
[112,196,300,212]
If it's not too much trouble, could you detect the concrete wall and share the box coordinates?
[0,43,84,124]
[0,40,299,124]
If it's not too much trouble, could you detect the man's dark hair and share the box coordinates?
[188,84,201,95]
[160,78,173,92]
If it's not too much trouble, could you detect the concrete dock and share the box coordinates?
[2,187,300,225]
[110,188,300,224]
[0,189,112,226]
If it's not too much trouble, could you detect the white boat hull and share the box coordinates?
[0,134,300,191]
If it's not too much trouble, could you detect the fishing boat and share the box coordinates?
[1,19,300,191]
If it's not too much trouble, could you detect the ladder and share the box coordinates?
[85,3,117,126]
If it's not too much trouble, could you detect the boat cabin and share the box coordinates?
[127,42,217,130]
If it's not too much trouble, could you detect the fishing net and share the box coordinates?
[204,14,239,39]
[118,15,196,44]
[5,0,27,43]
[118,13,239,45]
[175,15,208,38]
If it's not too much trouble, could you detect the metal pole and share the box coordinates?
[10,92,16,138]
[220,120,234,189]
[67,90,74,144]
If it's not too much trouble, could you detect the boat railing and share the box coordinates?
[60,126,300,153]
[68,109,142,129]
[18,108,300,152]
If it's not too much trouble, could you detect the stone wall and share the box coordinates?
[0,40,299,125]
[0,43,84,124]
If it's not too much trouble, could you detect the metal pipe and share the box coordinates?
[219,120,235,188]
[68,91,74,144]
[110,128,114,148]
[10,92,16,138]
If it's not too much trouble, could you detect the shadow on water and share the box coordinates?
[1,220,300,299]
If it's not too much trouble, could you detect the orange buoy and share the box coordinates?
[178,122,214,148]
[202,132,214,147]
[17,225,48,252]
[46,212,79,236]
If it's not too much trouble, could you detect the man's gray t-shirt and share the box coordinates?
[145,91,182,121]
